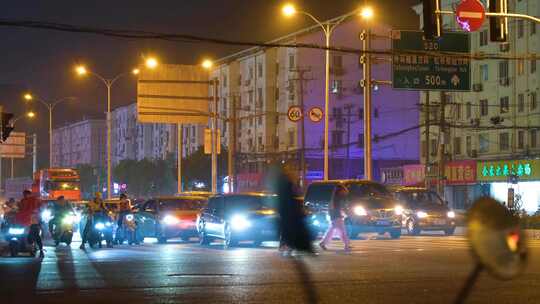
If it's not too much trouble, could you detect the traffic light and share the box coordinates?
[488,0,508,42]
[1,112,14,142]
[423,0,442,40]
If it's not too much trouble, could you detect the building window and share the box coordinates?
[466,136,472,156]
[275,62,280,75]
[258,136,263,146]
[518,59,524,75]
[479,133,489,153]
[518,94,525,112]
[430,139,438,156]
[480,64,489,81]
[518,130,525,149]
[531,21,537,35]
[480,99,489,116]
[454,103,461,120]
[249,66,254,79]
[222,75,227,87]
[500,96,509,114]
[530,130,537,148]
[332,55,343,68]
[479,30,488,46]
[358,108,364,120]
[453,137,462,155]
[257,117,262,126]
[531,92,538,111]
[288,129,295,146]
[358,133,364,148]
[518,20,524,38]
[331,80,343,94]
[499,60,509,79]
[499,133,509,151]
[374,108,379,118]
[249,91,254,104]
[331,130,343,147]
[466,102,472,118]
[532,59,537,74]
[275,87,280,100]
[257,88,263,107]
[257,63,263,78]
[289,54,295,68]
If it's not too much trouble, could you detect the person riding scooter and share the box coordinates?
[80,192,108,250]
[49,196,76,246]
[13,190,44,258]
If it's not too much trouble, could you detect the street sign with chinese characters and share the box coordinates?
[476,159,540,182]
[403,164,426,186]
[444,160,476,185]
[392,30,471,91]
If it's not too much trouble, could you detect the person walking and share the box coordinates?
[319,185,351,251]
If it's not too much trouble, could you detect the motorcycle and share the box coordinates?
[87,211,115,248]
[51,213,76,246]
[4,224,38,257]
[116,213,140,245]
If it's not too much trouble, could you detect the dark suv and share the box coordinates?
[391,187,456,236]
[197,193,279,248]
[304,180,402,239]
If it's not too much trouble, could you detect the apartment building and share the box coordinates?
[210,17,420,189]
[415,0,540,211]
[51,119,106,168]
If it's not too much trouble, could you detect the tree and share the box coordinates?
[181,146,228,191]
[76,164,104,199]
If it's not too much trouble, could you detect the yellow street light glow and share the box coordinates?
[282,3,296,17]
[23,93,33,101]
[145,57,158,69]
[201,59,213,70]
[75,65,87,75]
[26,111,36,118]
[360,6,374,19]
[132,68,140,75]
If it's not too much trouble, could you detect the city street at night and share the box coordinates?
[2,235,540,303]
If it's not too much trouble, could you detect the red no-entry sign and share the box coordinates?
[456,0,486,32]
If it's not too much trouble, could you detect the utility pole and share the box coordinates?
[344,104,354,179]
[437,92,447,196]
[228,95,237,193]
[211,79,219,193]
[361,29,373,180]
[10,158,14,179]
[289,67,312,188]
[32,133,37,174]
[177,124,183,194]
[424,91,430,189]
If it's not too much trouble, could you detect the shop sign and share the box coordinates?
[403,164,425,186]
[477,159,540,182]
[444,160,476,185]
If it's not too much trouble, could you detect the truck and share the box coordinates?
[32,168,82,202]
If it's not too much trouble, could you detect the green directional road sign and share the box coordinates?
[392,30,471,91]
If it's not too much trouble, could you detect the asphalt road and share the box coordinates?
[1,234,539,304]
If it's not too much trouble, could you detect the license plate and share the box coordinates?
[376,220,390,226]
[434,219,446,225]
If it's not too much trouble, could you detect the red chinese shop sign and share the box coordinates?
[403,164,426,186]
[444,160,476,185]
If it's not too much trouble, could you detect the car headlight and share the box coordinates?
[95,222,105,230]
[447,211,456,218]
[105,222,113,227]
[416,211,428,218]
[62,215,76,225]
[41,209,52,222]
[163,215,180,225]
[8,227,25,235]
[126,214,134,222]
[231,214,251,230]
[353,206,368,216]
[313,219,320,226]
[394,205,404,216]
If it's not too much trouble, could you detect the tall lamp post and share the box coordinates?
[282,4,373,180]
[23,94,76,168]
[75,57,158,199]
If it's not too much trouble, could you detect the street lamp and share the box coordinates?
[10,110,36,126]
[282,4,367,181]
[74,56,159,199]
[23,93,76,168]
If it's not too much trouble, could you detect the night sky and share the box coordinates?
[0,0,419,173]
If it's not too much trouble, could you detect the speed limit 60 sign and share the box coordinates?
[287,106,302,122]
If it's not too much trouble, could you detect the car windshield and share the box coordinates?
[226,195,276,211]
[158,199,205,211]
[401,191,444,207]
[305,184,335,205]
[348,183,390,198]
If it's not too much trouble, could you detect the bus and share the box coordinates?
[32,168,82,201]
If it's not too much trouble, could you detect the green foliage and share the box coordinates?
[113,158,177,198]
[76,164,104,199]
[182,146,228,191]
